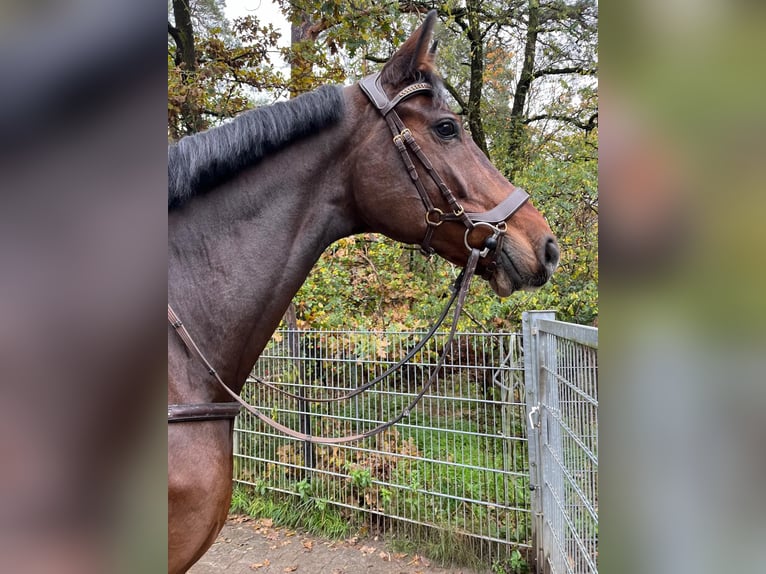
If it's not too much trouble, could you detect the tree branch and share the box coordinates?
[202,107,248,118]
[168,22,182,48]
[364,54,388,64]
[533,66,597,79]
[359,252,382,285]
[481,21,500,41]
[441,79,467,114]
[523,112,598,132]
[398,1,467,21]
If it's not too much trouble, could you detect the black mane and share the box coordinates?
[168,85,345,210]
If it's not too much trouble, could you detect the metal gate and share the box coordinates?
[523,311,599,574]
[234,329,533,566]
[233,313,598,572]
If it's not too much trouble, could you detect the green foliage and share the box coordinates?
[512,131,598,326]
[278,0,410,55]
[168,13,287,140]
[348,467,373,490]
[294,478,313,500]
[168,1,598,327]
[230,483,251,514]
[492,549,530,574]
[292,235,457,330]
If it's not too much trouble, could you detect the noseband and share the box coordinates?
[358,72,529,260]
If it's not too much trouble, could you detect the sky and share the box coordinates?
[222,0,291,92]
[223,0,289,45]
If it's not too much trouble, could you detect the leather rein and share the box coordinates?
[168,73,529,444]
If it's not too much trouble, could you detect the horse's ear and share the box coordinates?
[381,10,439,89]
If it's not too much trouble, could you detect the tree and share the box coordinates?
[166,2,599,328]
[506,0,598,175]
[168,0,287,140]
[168,0,207,136]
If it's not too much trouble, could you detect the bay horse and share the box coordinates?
[168,11,558,573]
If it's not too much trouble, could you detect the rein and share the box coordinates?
[168,249,481,443]
[168,74,530,443]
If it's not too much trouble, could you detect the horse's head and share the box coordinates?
[349,11,558,297]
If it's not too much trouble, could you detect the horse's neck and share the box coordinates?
[168,125,357,402]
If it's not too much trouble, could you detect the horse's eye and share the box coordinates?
[434,120,459,140]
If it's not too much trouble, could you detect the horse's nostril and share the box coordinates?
[543,237,560,268]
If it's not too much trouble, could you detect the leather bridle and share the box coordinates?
[358,72,529,260]
[168,74,530,443]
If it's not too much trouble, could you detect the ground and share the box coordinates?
[189,515,486,574]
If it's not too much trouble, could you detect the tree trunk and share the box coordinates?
[507,0,539,176]
[171,0,207,135]
[466,0,489,157]
[289,12,318,97]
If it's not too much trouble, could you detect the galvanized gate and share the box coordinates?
[522,311,599,574]
[234,329,533,566]
[233,313,598,572]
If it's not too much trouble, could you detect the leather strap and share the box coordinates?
[167,249,482,443]
[359,73,432,116]
[168,403,241,423]
[466,188,529,223]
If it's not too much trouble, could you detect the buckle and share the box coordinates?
[425,208,444,226]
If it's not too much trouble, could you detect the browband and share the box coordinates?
[359,73,433,116]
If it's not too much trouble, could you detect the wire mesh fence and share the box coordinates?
[233,329,533,565]
[524,313,598,574]
[232,317,599,573]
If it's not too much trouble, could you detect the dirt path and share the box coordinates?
[188,515,486,574]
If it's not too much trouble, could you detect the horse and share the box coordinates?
[168,11,559,573]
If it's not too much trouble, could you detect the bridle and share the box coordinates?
[358,72,529,260]
[168,73,530,443]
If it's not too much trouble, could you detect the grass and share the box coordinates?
[492,549,531,574]
[231,483,350,539]
[230,482,531,572]
[387,525,485,570]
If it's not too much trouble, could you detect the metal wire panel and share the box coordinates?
[233,329,531,563]
[537,325,598,574]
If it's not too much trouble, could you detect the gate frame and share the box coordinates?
[522,311,598,574]
[233,316,597,573]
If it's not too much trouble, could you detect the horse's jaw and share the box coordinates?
[488,267,515,297]
[486,241,555,298]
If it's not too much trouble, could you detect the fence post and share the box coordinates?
[284,305,314,479]
[523,310,556,573]
[541,317,565,574]
[297,332,314,477]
